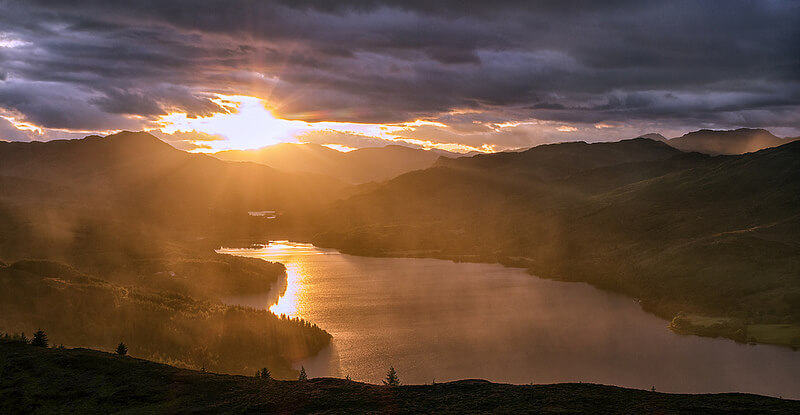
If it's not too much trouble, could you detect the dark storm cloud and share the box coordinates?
[0,0,798,136]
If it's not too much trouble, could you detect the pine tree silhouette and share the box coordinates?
[115,342,128,356]
[298,366,308,381]
[256,367,271,379]
[31,329,48,347]
[383,366,400,386]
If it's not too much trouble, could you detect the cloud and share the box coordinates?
[0,0,797,146]
[0,116,33,141]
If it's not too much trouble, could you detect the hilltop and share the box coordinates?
[653,128,798,155]
[213,142,455,184]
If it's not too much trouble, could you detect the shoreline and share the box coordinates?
[219,238,800,350]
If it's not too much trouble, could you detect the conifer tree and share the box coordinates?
[115,342,128,356]
[383,366,400,386]
[298,366,308,381]
[31,329,48,347]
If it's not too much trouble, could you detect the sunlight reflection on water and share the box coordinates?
[218,241,327,317]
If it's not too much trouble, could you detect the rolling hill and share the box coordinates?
[657,128,797,155]
[435,137,684,179]
[306,138,800,346]
[0,131,348,212]
[213,142,455,183]
[0,131,353,261]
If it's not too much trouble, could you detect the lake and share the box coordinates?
[218,241,800,398]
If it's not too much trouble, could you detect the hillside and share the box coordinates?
[0,261,330,377]
[2,342,797,414]
[662,128,797,155]
[0,131,348,214]
[435,138,683,179]
[307,139,800,346]
[214,142,454,183]
[0,131,355,267]
[0,132,342,377]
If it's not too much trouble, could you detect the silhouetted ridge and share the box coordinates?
[213,142,454,183]
[636,133,667,141]
[0,131,348,247]
[435,138,682,180]
[100,130,180,153]
[666,128,795,155]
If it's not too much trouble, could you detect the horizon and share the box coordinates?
[1,1,798,152]
[1,126,793,155]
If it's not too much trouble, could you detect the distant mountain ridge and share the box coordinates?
[639,128,797,155]
[0,131,350,262]
[0,131,346,209]
[636,133,667,141]
[435,138,682,180]
[213,142,456,183]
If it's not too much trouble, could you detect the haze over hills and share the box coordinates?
[0,131,341,376]
[644,128,798,155]
[435,138,683,180]
[2,128,799,377]
[0,130,352,257]
[0,130,356,282]
[2,0,799,409]
[0,131,347,212]
[306,137,800,347]
[213,142,456,184]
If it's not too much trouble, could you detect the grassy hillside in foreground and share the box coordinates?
[2,342,798,414]
[305,139,800,347]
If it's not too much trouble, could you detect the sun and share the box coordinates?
[156,94,492,153]
[157,95,311,151]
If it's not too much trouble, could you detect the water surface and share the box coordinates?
[218,242,800,398]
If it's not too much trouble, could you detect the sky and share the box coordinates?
[0,0,798,152]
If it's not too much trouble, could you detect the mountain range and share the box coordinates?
[641,128,797,155]
[213,143,455,184]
